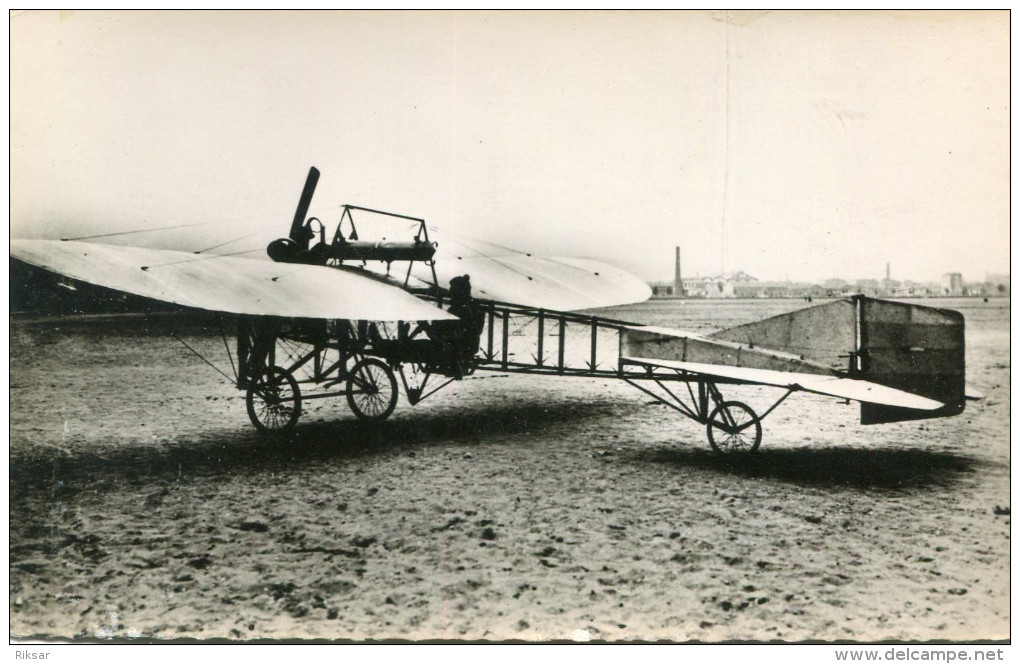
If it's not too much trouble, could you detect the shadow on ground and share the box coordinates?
[10,399,621,490]
[633,445,978,492]
[11,395,980,495]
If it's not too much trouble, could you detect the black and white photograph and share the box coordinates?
[9,9,1010,653]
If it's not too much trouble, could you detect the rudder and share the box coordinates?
[856,297,965,424]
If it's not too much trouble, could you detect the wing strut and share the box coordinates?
[169,329,236,385]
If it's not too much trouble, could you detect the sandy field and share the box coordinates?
[9,297,1009,642]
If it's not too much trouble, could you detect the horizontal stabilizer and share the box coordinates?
[621,357,944,411]
[11,239,457,322]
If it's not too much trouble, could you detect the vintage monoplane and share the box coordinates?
[11,167,975,454]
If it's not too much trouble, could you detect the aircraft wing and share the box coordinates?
[414,235,651,310]
[622,356,944,411]
[431,255,650,310]
[11,239,456,321]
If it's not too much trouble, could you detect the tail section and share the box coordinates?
[709,296,966,425]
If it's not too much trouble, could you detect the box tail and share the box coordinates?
[855,297,966,424]
[709,295,967,425]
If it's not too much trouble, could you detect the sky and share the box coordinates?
[10,10,1010,284]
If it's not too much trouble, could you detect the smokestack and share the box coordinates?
[674,246,684,297]
[886,262,890,280]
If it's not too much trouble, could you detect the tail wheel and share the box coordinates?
[346,358,398,421]
[706,401,762,454]
[246,366,301,433]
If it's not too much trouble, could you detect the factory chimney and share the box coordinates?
[674,246,684,297]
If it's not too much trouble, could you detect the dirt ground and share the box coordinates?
[8,297,1010,642]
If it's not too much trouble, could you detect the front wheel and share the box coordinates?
[246,366,301,433]
[706,400,762,454]
[346,358,398,421]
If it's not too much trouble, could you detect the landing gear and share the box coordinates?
[246,366,302,433]
[621,373,780,455]
[346,358,398,421]
[706,400,762,455]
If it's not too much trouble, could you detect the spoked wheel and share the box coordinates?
[706,400,762,454]
[346,358,398,422]
[246,366,302,434]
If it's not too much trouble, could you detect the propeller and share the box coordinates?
[289,166,320,249]
[268,166,320,263]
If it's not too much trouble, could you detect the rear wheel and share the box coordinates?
[706,401,761,454]
[346,358,398,421]
[246,366,301,433]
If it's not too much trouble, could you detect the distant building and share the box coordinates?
[735,281,825,299]
[985,273,1010,296]
[942,273,964,296]
[682,271,757,298]
[820,278,856,297]
[880,264,900,295]
[854,279,881,296]
[645,249,996,299]
[704,276,735,299]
